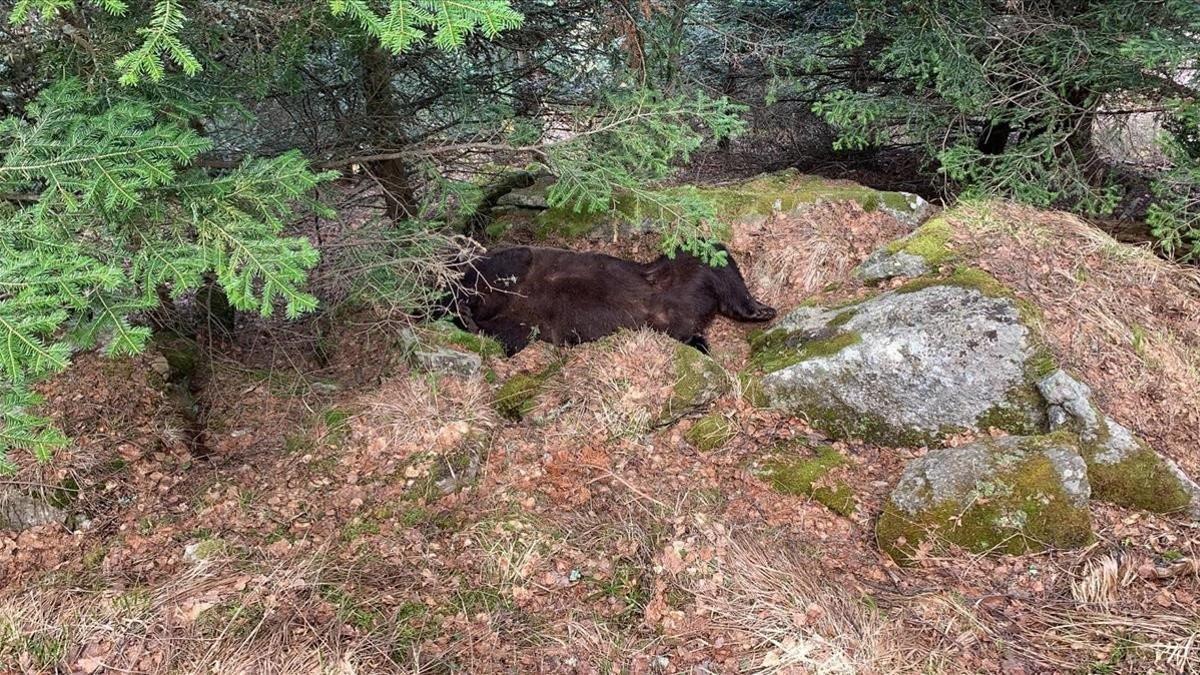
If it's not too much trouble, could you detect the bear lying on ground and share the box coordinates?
[451,244,776,355]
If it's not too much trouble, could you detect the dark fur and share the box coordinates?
[452,245,776,355]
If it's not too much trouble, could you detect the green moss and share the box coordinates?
[1086,445,1192,514]
[663,344,729,420]
[685,415,735,451]
[976,383,1046,436]
[736,372,770,408]
[757,445,856,516]
[895,265,1010,298]
[749,330,862,374]
[535,205,612,238]
[828,309,856,328]
[154,336,201,381]
[443,330,504,358]
[700,170,917,222]
[886,219,955,266]
[493,361,561,421]
[877,449,1093,564]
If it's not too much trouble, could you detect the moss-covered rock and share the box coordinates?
[857,219,955,282]
[1038,370,1200,515]
[661,344,730,422]
[493,362,561,421]
[758,283,1046,447]
[685,415,735,451]
[400,322,504,376]
[877,435,1093,563]
[754,445,856,516]
[490,170,932,241]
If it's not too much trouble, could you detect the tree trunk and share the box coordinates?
[1063,87,1101,183]
[200,273,235,337]
[360,46,417,221]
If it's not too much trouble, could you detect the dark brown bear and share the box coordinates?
[451,244,776,355]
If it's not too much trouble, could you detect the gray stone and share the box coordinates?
[399,329,483,376]
[1038,369,1200,517]
[1038,370,1101,436]
[878,435,1094,560]
[494,176,554,210]
[881,192,933,228]
[760,285,1044,445]
[0,492,65,531]
[412,347,482,377]
[857,249,931,282]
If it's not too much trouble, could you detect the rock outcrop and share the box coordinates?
[876,435,1093,561]
[1038,370,1200,516]
[487,169,933,241]
[756,278,1047,446]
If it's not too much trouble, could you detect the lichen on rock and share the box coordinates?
[757,283,1045,446]
[400,323,504,377]
[857,219,955,282]
[877,435,1093,563]
[1038,369,1200,516]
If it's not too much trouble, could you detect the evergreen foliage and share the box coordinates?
[4,0,1196,469]
[0,81,335,462]
[808,0,1200,222]
[543,89,746,263]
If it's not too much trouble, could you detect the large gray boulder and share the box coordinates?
[1038,370,1200,516]
[755,280,1047,446]
[876,435,1094,562]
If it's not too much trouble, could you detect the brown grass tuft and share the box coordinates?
[532,329,697,441]
[689,538,942,674]
[729,201,911,310]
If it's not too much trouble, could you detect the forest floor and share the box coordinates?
[3,189,1200,674]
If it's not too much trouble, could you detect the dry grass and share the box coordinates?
[689,538,944,674]
[0,553,427,674]
[532,329,692,441]
[729,201,911,310]
[899,587,1200,672]
[354,371,497,453]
